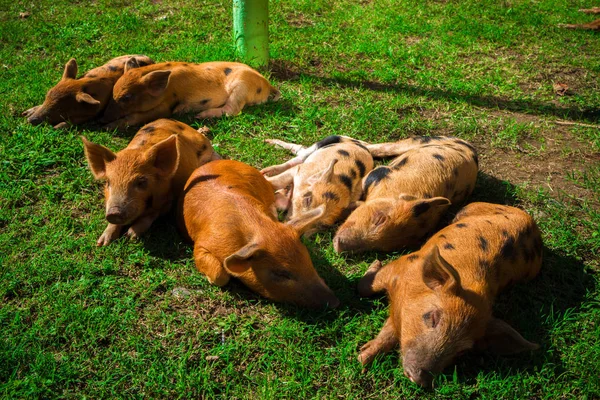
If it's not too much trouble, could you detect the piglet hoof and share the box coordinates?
[125,227,143,241]
[357,260,383,297]
[53,122,70,130]
[97,225,121,247]
[357,340,380,366]
[260,165,285,177]
[22,106,39,118]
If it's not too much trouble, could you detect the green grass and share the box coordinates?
[1,0,599,398]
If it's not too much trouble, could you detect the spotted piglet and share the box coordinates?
[24,55,154,128]
[334,136,478,253]
[357,202,543,388]
[261,135,374,236]
[82,119,219,246]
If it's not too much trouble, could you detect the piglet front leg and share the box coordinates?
[358,317,398,366]
[97,223,123,246]
[22,105,41,118]
[125,213,159,240]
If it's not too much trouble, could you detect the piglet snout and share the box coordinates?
[105,206,128,225]
[308,284,340,309]
[333,234,359,253]
[403,365,434,388]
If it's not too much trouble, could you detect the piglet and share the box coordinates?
[178,160,340,308]
[357,202,543,388]
[102,61,280,129]
[262,135,374,236]
[82,118,218,246]
[334,136,478,253]
[23,55,154,128]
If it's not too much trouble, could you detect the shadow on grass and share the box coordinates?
[71,97,300,134]
[269,59,600,123]
[450,246,595,387]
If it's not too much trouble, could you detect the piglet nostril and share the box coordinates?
[106,207,126,224]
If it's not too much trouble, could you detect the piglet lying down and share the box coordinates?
[178,160,340,309]
[358,202,542,388]
[83,119,218,246]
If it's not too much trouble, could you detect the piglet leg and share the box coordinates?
[125,213,159,240]
[358,317,398,366]
[194,245,230,286]
[196,83,248,119]
[357,260,390,297]
[22,105,40,118]
[97,223,123,246]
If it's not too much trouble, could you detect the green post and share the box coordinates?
[233,0,269,68]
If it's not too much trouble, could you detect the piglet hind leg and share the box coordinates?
[196,82,248,119]
[97,223,123,246]
[194,245,230,287]
[358,317,399,366]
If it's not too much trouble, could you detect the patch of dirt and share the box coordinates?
[286,12,315,28]
[473,119,600,209]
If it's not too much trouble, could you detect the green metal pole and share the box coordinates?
[233,0,269,68]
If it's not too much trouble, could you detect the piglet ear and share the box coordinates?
[411,197,451,217]
[480,318,539,355]
[307,159,338,187]
[124,57,141,73]
[422,246,461,293]
[62,58,78,80]
[274,188,292,211]
[223,242,265,276]
[288,204,326,237]
[81,136,116,179]
[143,70,171,97]
[146,135,179,177]
[76,92,101,106]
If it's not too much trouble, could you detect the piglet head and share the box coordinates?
[102,58,171,122]
[288,159,350,235]
[82,135,179,225]
[223,205,340,308]
[334,195,451,253]
[26,59,103,126]
[392,247,538,388]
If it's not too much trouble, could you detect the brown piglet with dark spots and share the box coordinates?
[261,135,374,236]
[178,160,340,308]
[357,202,543,388]
[82,119,219,246]
[334,136,479,253]
[23,55,154,128]
[101,61,280,129]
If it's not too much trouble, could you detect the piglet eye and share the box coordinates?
[372,212,387,227]
[423,310,440,328]
[302,193,312,208]
[121,94,133,102]
[271,269,294,281]
[135,176,148,189]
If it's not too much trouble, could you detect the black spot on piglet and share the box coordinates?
[364,167,391,194]
[316,135,342,149]
[224,67,232,75]
[478,236,489,252]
